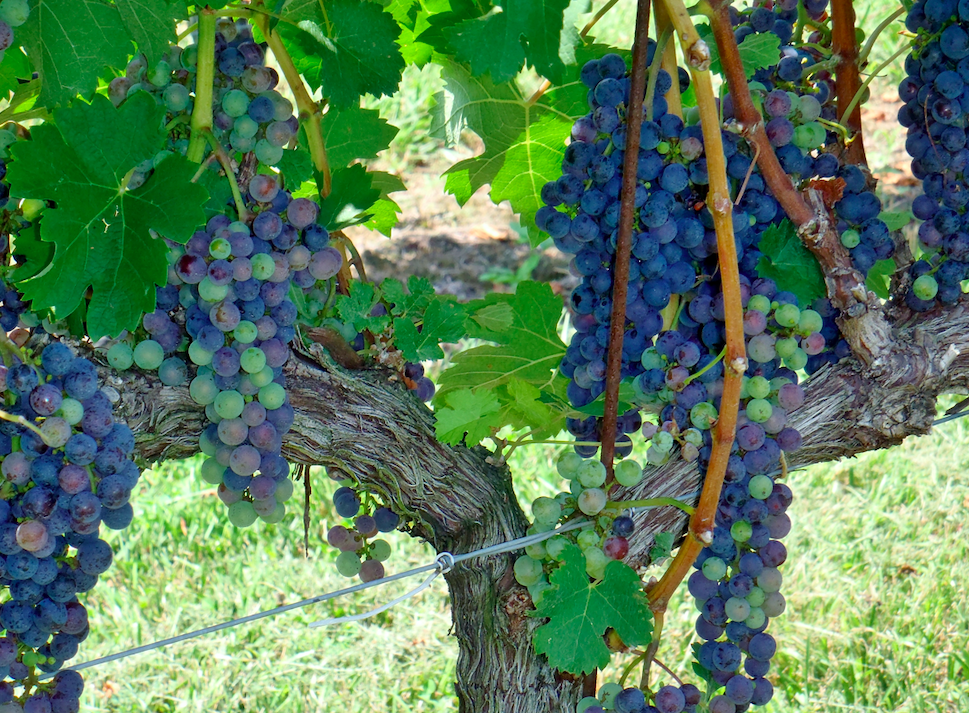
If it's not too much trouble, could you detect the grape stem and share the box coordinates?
[607,498,694,515]
[645,28,673,122]
[331,234,369,283]
[599,0,651,484]
[187,9,217,164]
[830,0,867,166]
[858,6,906,65]
[0,409,46,441]
[681,346,725,386]
[580,0,622,38]
[203,129,250,222]
[839,43,912,129]
[256,13,333,198]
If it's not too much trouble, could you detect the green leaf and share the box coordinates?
[445,0,575,84]
[696,23,780,78]
[196,166,234,217]
[20,0,132,108]
[879,210,914,232]
[279,0,405,107]
[277,146,314,192]
[9,221,53,282]
[335,281,391,334]
[382,275,436,318]
[530,545,653,675]
[362,171,405,237]
[394,298,467,362]
[436,280,565,400]
[866,258,896,300]
[756,219,826,307]
[115,0,184,67]
[500,377,556,432]
[649,532,674,562]
[469,301,515,333]
[433,61,579,246]
[434,387,502,445]
[7,94,208,338]
[0,48,31,99]
[574,379,637,416]
[322,105,399,169]
[318,164,382,230]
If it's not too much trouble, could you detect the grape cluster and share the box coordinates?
[576,680,702,713]
[0,1,29,66]
[899,2,969,308]
[325,486,401,582]
[0,341,142,711]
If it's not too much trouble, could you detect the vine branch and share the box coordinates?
[831,0,867,166]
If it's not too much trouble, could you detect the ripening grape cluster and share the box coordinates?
[325,486,401,583]
[899,1,969,308]
[576,681,703,713]
[0,341,142,711]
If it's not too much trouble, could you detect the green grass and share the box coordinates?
[76,417,969,712]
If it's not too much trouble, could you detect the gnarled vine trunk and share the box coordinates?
[105,299,969,712]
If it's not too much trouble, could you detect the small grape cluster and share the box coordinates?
[325,486,401,582]
[899,2,969,308]
[0,341,142,711]
[577,681,702,713]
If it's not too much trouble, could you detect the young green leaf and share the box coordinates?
[434,387,503,445]
[866,258,896,300]
[756,219,826,306]
[530,545,653,675]
[317,164,383,230]
[335,281,391,334]
[115,0,185,67]
[6,93,207,339]
[382,276,436,319]
[394,298,467,362]
[697,23,781,78]
[322,105,399,170]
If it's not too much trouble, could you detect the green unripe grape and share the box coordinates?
[251,253,275,280]
[598,683,623,708]
[702,556,727,581]
[747,375,771,399]
[614,459,643,487]
[747,294,771,314]
[222,89,250,117]
[107,342,133,370]
[200,457,226,485]
[745,606,766,629]
[0,0,31,26]
[746,586,766,608]
[227,501,258,527]
[556,451,584,479]
[546,536,570,560]
[164,83,190,112]
[749,474,774,499]
[738,377,750,400]
[577,529,601,551]
[532,496,562,525]
[133,340,164,370]
[685,105,701,125]
[577,697,602,713]
[797,309,823,335]
[214,390,245,419]
[234,115,259,139]
[198,276,229,303]
[525,541,547,558]
[370,539,392,562]
[913,274,939,301]
[260,502,286,524]
[725,596,751,622]
[250,365,275,388]
[641,348,665,369]
[234,320,258,344]
[799,94,822,122]
[656,141,670,155]
[745,398,773,423]
[20,198,46,221]
[230,132,255,153]
[258,382,287,410]
[254,139,284,166]
[576,459,607,488]
[691,402,719,430]
[657,386,676,403]
[585,547,608,579]
[336,551,362,577]
[840,229,861,249]
[731,520,752,542]
[188,341,213,366]
[199,428,218,456]
[775,336,798,359]
[652,430,674,453]
[240,347,267,374]
[58,398,84,425]
[770,376,792,392]
[784,347,808,371]
[190,374,219,405]
[274,478,295,502]
[514,555,544,586]
[774,303,800,328]
[683,428,703,447]
[205,403,222,425]
[577,487,606,516]
[209,238,232,259]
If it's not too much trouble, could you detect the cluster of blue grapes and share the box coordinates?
[899,2,969,308]
[325,487,401,583]
[576,680,702,713]
[0,340,143,711]
[0,1,28,65]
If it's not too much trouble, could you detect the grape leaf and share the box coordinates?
[277,145,314,192]
[697,23,780,78]
[116,0,184,67]
[756,219,826,306]
[435,280,565,400]
[335,281,391,334]
[382,275,436,318]
[879,210,914,231]
[322,105,399,169]
[8,221,53,282]
[469,302,515,332]
[6,94,208,339]
[574,379,637,416]
[20,0,133,108]
[0,48,31,99]
[363,171,405,237]
[435,387,503,445]
[530,545,653,675]
[866,258,896,300]
[498,377,561,436]
[432,61,581,246]
[279,0,405,107]
[445,0,575,84]
[196,167,234,217]
[317,164,382,230]
[649,532,674,562]
[415,0,484,55]
[394,298,467,362]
